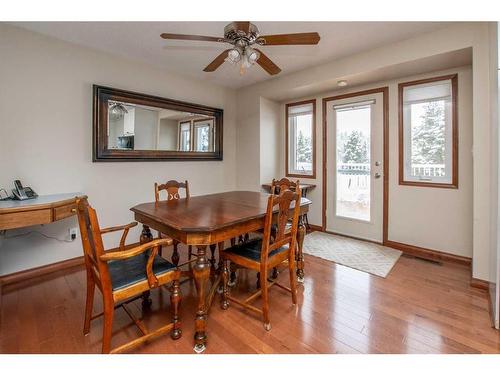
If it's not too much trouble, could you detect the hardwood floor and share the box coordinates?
[1,241,499,354]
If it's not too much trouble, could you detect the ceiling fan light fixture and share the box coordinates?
[226,48,242,64]
[246,47,260,64]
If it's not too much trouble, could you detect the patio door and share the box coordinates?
[325,92,384,242]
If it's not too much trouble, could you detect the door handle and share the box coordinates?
[374,173,381,179]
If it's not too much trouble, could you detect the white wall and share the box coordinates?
[235,96,261,191]
[490,22,500,327]
[388,68,472,256]
[158,119,178,150]
[259,97,282,185]
[133,108,158,150]
[236,23,496,281]
[0,24,237,275]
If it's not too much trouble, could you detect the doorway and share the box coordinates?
[323,88,388,243]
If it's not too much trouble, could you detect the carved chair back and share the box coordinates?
[154,180,190,202]
[271,178,299,195]
[260,187,302,265]
[76,198,112,294]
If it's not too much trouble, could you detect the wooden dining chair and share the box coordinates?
[154,180,194,264]
[270,177,299,195]
[220,187,302,331]
[76,198,182,354]
[230,177,300,288]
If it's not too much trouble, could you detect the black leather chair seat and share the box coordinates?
[108,253,176,291]
[225,239,289,262]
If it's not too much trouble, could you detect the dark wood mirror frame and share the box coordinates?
[92,85,223,162]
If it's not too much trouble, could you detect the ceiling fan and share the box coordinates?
[160,21,320,76]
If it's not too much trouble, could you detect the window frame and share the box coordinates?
[398,74,458,189]
[178,120,191,151]
[193,118,215,152]
[285,99,317,179]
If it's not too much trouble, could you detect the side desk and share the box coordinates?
[0,193,86,314]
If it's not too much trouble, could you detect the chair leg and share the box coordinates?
[221,260,229,310]
[83,272,95,335]
[170,280,182,340]
[272,267,279,279]
[260,268,271,331]
[141,291,152,308]
[102,297,114,354]
[229,262,237,287]
[289,252,298,305]
[172,241,180,266]
[157,231,163,257]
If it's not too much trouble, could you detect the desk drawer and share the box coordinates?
[53,203,77,221]
[0,209,52,230]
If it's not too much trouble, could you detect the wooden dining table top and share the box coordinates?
[130,190,311,232]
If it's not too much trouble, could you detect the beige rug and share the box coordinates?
[303,231,402,278]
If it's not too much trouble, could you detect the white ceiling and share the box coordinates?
[12,22,457,89]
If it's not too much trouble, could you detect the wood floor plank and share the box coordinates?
[1,238,499,354]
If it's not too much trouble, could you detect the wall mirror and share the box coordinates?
[93,85,223,161]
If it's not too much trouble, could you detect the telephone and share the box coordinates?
[12,180,38,200]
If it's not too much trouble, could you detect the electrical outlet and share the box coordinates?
[69,227,78,241]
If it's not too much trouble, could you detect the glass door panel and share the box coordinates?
[335,106,371,221]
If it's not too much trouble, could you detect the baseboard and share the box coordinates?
[470,277,490,290]
[0,241,141,288]
[384,240,471,266]
[308,224,323,232]
[323,229,382,245]
[0,255,84,287]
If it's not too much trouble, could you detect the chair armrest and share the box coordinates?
[100,238,174,288]
[100,222,138,251]
[100,238,173,261]
[100,221,138,234]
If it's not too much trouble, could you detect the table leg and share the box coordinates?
[140,225,153,307]
[193,245,210,353]
[209,244,217,271]
[296,217,306,283]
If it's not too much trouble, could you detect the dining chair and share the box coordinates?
[154,180,194,264]
[76,198,182,354]
[220,187,302,331]
[230,177,300,288]
[270,177,299,195]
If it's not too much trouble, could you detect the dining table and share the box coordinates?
[130,190,311,353]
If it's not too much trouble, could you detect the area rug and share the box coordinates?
[303,231,402,278]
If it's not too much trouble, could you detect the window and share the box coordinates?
[399,74,458,188]
[179,121,191,151]
[193,119,214,152]
[286,100,316,178]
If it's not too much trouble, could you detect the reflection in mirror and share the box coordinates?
[107,101,216,152]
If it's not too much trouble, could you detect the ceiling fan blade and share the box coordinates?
[160,33,225,43]
[258,32,320,46]
[254,49,281,75]
[203,49,231,72]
